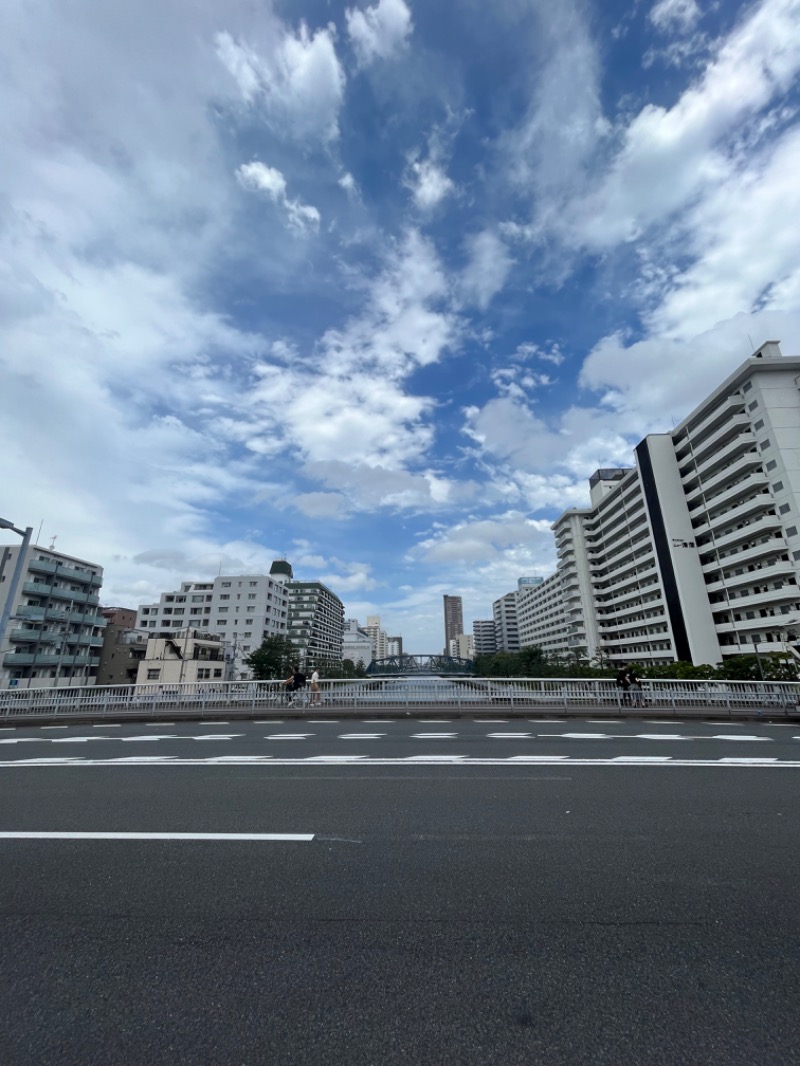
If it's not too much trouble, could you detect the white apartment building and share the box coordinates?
[0,543,105,689]
[515,340,800,667]
[343,618,373,669]
[285,580,345,667]
[449,633,475,659]
[493,591,520,652]
[365,615,388,662]
[472,619,497,657]
[136,574,289,680]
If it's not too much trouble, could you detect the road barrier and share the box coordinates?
[0,676,798,722]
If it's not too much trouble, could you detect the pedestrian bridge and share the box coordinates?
[366,654,474,675]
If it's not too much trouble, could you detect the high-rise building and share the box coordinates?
[511,340,800,666]
[0,543,105,689]
[493,592,520,652]
[284,580,345,668]
[137,574,289,680]
[365,615,388,661]
[472,619,497,657]
[443,594,463,654]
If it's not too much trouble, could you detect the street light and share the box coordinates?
[0,519,35,687]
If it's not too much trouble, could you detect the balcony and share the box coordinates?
[726,585,799,610]
[694,493,773,536]
[3,652,100,667]
[22,582,101,607]
[685,451,763,502]
[685,394,746,446]
[700,513,782,554]
[701,537,786,574]
[8,628,59,643]
[687,412,750,466]
[705,562,796,594]
[692,431,757,484]
[27,559,102,586]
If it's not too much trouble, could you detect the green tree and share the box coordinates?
[244,635,297,680]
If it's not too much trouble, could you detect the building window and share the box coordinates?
[773,481,784,492]
[191,595,204,603]
[248,594,257,600]
[787,526,798,538]
[743,381,753,392]
[197,668,210,679]
[758,439,770,451]
[213,668,223,678]
[753,419,764,430]
[221,582,231,588]
[779,504,791,514]
[166,596,174,602]
[219,594,230,601]
[218,606,229,612]
[147,668,160,680]
[747,399,758,411]
[766,459,777,471]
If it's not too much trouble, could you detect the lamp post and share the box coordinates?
[0,519,34,687]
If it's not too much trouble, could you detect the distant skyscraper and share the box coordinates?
[443,594,463,654]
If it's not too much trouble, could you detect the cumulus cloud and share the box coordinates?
[346,0,413,67]
[216,20,346,142]
[236,161,320,233]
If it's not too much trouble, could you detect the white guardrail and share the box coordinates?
[0,677,799,721]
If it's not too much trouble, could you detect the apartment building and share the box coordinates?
[95,607,147,686]
[472,619,497,657]
[513,340,800,667]
[449,633,475,659]
[136,574,289,680]
[343,618,373,669]
[493,591,520,652]
[0,543,105,689]
[135,631,230,685]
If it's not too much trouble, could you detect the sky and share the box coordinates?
[2,0,800,654]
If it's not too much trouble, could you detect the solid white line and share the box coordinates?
[410,733,458,739]
[93,724,121,728]
[40,726,67,730]
[612,756,673,762]
[253,721,284,725]
[0,727,15,731]
[3,757,800,768]
[475,719,506,723]
[487,733,532,739]
[0,831,314,841]
[404,755,469,762]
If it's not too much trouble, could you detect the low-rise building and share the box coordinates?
[135,630,230,686]
[0,542,105,689]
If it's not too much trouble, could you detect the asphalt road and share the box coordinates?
[2,718,800,1065]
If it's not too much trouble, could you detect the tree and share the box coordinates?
[244,635,297,680]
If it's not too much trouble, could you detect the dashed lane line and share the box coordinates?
[0,831,314,841]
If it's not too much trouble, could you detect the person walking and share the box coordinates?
[627,665,643,708]
[309,668,321,706]
[616,666,631,706]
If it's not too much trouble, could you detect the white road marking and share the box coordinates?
[0,738,45,745]
[475,719,506,723]
[204,756,274,763]
[264,734,314,740]
[0,831,314,841]
[487,733,532,739]
[191,735,244,741]
[530,719,565,723]
[303,755,368,762]
[718,757,779,764]
[634,734,688,741]
[338,733,386,740]
[650,721,684,725]
[404,755,469,762]
[3,757,800,768]
[40,726,68,730]
[410,733,458,739]
[544,733,610,739]
[110,756,180,763]
[253,721,285,724]
[612,756,673,763]
[93,724,121,728]
[120,735,181,742]
[363,719,393,723]
[146,722,174,726]
[50,737,113,743]
[0,728,15,731]
[711,735,772,742]
[508,755,570,762]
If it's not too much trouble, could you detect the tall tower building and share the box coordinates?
[443,594,464,654]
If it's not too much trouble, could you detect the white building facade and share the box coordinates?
[513,341,800,667]
[136,574,289,680]
[0,543,105,689]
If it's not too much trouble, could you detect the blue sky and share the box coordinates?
[2,0,800,652]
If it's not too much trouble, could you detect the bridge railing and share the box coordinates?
[0,676,798,721]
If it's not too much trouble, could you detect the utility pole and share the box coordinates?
[0,519,34,688]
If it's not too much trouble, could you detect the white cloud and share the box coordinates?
[345,0,413,67]
[406,158,455,210]
[572,0,800,249]
[460,230,512,310]
[236,161,320,233]
[649,0,702,33]
[338,171,360,197]
[216,20,345,143]
[409,512,555,568]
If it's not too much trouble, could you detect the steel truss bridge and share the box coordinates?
[367,654,474,676]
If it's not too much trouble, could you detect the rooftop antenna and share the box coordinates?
[48,534,58,551]
[747,333,754,353]
[35,520,44,545]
